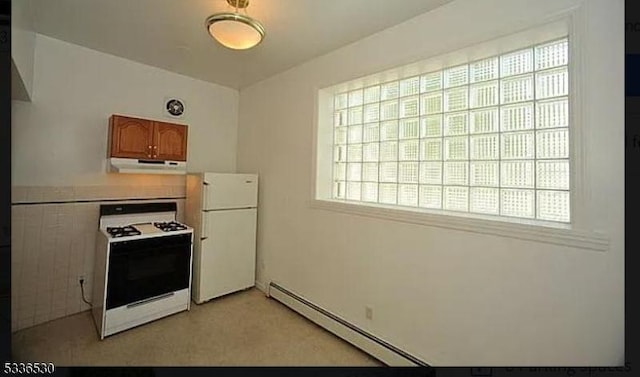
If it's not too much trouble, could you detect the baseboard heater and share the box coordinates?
[267,282,428,366]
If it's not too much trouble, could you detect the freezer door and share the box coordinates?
[203,173,258,210]
[197,208,257,301]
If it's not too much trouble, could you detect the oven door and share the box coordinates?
[106,234,192,310]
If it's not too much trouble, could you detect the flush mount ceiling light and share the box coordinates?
[206,0,265,50]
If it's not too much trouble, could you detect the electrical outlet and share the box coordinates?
[365,306,373,320]
[78,274,85,284]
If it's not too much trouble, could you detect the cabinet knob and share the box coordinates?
[148,145,152,149]
[153,146,157,149]
[153,154,157,158]
[148,154,151,158]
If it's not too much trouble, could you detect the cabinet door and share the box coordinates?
[110,115,154,159]
[153,121,188,161]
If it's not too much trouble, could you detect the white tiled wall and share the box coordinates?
[11,184,186,332]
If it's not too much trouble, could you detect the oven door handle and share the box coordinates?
[126,292,175,309]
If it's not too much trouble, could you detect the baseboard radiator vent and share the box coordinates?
[267,282,429,366]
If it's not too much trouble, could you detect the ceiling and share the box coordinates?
[29,0,453,89]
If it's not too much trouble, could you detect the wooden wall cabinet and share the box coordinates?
[109,115,188,161]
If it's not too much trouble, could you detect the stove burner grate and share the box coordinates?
[154,221,188,232]
[106,225,141,238]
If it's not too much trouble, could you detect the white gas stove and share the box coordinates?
[92,202,194,339]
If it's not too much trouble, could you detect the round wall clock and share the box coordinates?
[165,98,185,117]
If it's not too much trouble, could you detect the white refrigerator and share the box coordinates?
[186,173,258,304]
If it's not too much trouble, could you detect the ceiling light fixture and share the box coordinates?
[205,0,265,50]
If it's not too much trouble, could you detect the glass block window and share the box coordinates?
[331,38,570,223]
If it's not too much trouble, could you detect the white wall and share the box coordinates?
[11,0,36,100]
[12,34,239,186]
[237,0,624,366]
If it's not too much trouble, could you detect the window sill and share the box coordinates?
[309,199,609,252]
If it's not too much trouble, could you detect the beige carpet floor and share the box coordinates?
[11,288,383,366]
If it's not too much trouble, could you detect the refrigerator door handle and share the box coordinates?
[202,180,210,212]
[201,212,209,241]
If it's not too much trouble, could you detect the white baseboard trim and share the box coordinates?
[255,280,268,294]
[268,282,428,367]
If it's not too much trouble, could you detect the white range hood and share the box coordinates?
[109,157,187,175]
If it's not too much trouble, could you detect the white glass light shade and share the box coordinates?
[206,13,265,50]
